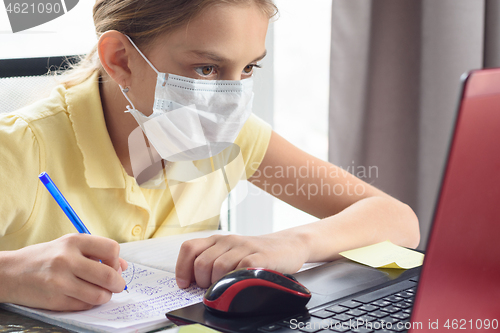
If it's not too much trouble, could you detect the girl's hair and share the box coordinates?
[59,0,278,87]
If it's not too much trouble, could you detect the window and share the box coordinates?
[272,0,332,231]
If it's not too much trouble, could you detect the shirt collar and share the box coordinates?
[66,71,126,189]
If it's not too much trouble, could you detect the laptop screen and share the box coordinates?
[410,68,500,330]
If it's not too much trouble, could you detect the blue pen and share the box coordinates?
[38,172,128,292]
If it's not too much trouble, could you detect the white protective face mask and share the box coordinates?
[119,36,254,162]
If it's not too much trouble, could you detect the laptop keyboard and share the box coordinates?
[258,278,418,333]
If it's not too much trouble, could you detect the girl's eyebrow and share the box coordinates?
[252,50,267,63]
[188,50,267,63]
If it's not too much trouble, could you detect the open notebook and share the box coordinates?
[2,230,229,333]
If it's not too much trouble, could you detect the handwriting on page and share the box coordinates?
[34,263,205,329]
[122,264,155,282]
[99,285,204,322]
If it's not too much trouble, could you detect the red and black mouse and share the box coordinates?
[203,268,311,316]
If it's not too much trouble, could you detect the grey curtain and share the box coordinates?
[329,0,500,249]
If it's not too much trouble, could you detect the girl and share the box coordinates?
[0,0,419,311]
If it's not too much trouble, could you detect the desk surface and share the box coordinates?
[0,307,71,332]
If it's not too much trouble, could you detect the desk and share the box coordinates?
[0,307,71,332]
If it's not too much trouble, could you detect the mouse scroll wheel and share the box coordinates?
[284,273,298,282]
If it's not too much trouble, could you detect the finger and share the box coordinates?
[65,274,113,306]
[62,234,121,270]
[193,241,235,288]
[119,258,128,271]
[61,296,96,312]
[44,295,95,312]
[235,253,269,270]
[72,256,126,293]
[211,247,252,284]
[175,237,219,288]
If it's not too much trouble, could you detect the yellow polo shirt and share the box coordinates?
[0,72,271,251]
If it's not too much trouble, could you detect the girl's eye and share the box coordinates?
[195,66,215,76]
[243,65,254,74]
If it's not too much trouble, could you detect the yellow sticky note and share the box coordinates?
[339,241,424,269]
[175,324,221,333]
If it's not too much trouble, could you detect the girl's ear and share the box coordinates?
[98,30,134,86]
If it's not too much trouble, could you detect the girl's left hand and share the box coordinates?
[175,233,310,289]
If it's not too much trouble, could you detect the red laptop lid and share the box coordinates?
[410,69,500,330]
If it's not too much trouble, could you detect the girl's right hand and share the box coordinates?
[0,234,128,311]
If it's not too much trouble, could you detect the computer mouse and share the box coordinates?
[203,268,311,316]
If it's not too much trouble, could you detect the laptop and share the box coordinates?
[166,68,500,333]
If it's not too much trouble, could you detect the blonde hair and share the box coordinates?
[59,0,278,87]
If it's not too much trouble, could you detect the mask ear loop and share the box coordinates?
[118,35,165,112]
[124,35,167,87]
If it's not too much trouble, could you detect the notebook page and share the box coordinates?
[119,230,229,273]
[0,305,173,333]
[5,263,205,331]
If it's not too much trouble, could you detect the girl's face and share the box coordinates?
[128,3,269,113]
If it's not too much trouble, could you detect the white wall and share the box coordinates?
[0,1,96,59]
